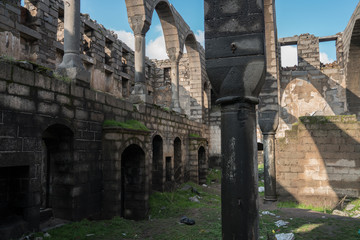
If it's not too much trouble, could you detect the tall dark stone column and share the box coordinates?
[205,0,266,238]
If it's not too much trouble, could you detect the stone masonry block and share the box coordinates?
[13,66,35,86]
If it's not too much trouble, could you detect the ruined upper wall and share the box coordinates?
[0,0,209,121]
[277,34,347,138]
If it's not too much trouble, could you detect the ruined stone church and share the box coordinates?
[1,0,360,239]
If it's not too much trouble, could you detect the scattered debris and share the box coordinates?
[332,210,349,217]
[181,184,200,195]
[44,233,51,238]
[345,204,355,211]
[202,184,208,188]
[189,196,200,203]
[275,220,289,227]
[180,216,195,225]
[261,211,276,216]
[86,234,95,237]
[258,186,265,193]
[181,184,192,191]
[275,233,295,240]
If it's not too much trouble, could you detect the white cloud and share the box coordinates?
[146,35,168,60]
[281,45,298,67]
[195,30,205,47]
[114,30,135,50]
[320,52,334,64]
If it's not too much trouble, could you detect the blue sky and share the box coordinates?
[80,1,359,64]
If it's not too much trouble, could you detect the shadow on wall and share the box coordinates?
[276,57,360,208]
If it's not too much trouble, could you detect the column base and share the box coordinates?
[171,107,184,114]
[56,67,90,88]
[129,94,153,104]
[264,195,277,203]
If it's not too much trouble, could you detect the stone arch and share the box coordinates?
[198,146,207,185]
[152,135,164,192]
[121,144,146,220]
[184,32,203,121]
[174,137,182,184]
[41,124,74,220]
[346,18,360,115]
[151,1,182,59]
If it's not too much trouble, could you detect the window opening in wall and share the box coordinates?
[319,40,337,68]
[57,8,64,43]
[281,45,298,69]
[83,25,93,57]
[164,67,171,83]
[165,157,172,182]
[122,77,129,98]
[122,50,129,74]
[105,38,113,66]
[105,71,113,93]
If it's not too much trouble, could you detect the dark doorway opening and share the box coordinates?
[174,138,182,184]
[152,136,163,192]
[42,124,74,221]
[121,144,146,220]
[0,166,30,240]
[198,147,206,184]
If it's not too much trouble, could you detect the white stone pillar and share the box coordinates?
[170,58,181,112]
[57,0,89,85]
[133,33,147,95]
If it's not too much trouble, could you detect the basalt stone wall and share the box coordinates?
[0,59,209,237]
[276,115,360,207]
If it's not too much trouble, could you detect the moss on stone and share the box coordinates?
[189,133,202,138]
[103,119,150,131]
[299,115,357,124]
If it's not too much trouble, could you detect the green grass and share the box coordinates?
[150,182,221,219]
[206,168,221,185]
[32,181,360,240]
[277,201,332,214]
[103,119,150,131]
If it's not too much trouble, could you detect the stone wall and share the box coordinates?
[0,0,209,118]
[276,115,360,207]
[152,53,211,122]
[0,59,209,237]
[278,34,347,138]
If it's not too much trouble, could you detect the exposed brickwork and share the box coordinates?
[277,115,360,207]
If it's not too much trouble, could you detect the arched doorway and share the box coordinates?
[121,144,146,220]
[152,135,164,192]
[41,124,74,220]
[174,138,182,184]
[198,146,206,184]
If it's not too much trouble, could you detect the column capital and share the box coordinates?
[130,16,151,36]
[167,48,183,63]
[259,110,279,133]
